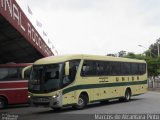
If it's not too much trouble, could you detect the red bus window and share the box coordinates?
[0,68,20,81]
[0,68,8,80]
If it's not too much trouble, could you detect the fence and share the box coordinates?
[148,77,160,89]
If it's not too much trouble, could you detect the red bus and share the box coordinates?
[0,63,31,109]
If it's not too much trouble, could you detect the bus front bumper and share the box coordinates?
[28,95,62,108]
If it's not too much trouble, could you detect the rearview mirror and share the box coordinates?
[22,65,32,79]
[65,62,69,76]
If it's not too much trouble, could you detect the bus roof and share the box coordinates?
[33,54,146,65]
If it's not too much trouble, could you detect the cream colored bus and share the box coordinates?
[28,54,147,110]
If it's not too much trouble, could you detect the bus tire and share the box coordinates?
[119,89,131,102]
[74,94,88,109]
[0,97,7,109]
[124,89,131,102]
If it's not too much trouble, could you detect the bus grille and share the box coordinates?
[32,97,51,103]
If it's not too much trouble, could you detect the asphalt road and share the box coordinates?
[0,92,160,120]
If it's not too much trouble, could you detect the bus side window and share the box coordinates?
[8,68,19,80]
[0,68,8,80]
[69,65,77,82]
[81,62,86,76]
[81,60,97,76]
[0,67,21,81]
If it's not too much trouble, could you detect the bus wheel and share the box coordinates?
[75,94,88,109]
[119,89,131,102]
[0,98,6,109]
[124,89,131,102]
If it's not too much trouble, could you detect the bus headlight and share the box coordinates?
[52,94,59,98]
[28,95,31,98]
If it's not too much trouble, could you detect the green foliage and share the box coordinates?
[118,50,126,57]
[146,57,160,76]
[144,42,160,57]
[125,52,146,60]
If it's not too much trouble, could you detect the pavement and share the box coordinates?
[0,92,160,120]
[148,87,160,92]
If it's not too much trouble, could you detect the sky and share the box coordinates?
[17,0,160,56]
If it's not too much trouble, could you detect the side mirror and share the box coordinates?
[65,62,69,76]
[22,65,32,79]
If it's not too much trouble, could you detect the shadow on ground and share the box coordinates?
[33,98,143,114]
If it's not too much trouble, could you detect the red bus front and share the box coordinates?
[0,63,31,109]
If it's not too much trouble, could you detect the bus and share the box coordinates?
[28,54,147,110]
[0,63,32,109]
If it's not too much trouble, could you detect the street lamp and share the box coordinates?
[138,45,155,57]
[157,38,160,56]
[138,45,147,49]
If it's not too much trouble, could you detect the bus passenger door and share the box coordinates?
[62,60,80,105]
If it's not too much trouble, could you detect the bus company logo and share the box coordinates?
[1,113,19,120]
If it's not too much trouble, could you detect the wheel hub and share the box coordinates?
[126,92,130,100]
[78,98,84,105]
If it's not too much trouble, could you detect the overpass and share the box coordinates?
[0,0,54,63]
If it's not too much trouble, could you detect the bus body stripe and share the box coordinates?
[62,80,147,95]
[0,80,28,83]
[0,87,28,91]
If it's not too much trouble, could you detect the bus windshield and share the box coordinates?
[29,63,63,93]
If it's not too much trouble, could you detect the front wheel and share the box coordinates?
[0,98,6,109]
[74,94,88,109]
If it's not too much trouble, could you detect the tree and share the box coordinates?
[118,50,126,57]
[125,52,136,58]
[146,57,160,77]
[125,52,146,60]
[144,42,160,57]
[106,54,116,57]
